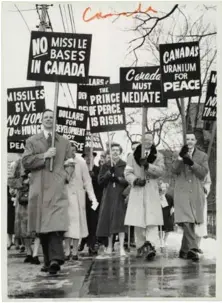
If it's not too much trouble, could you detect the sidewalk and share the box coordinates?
[7,232,216,298]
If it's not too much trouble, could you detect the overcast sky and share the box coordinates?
[2,1,217,159]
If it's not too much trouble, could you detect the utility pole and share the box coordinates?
[35,4,52,86]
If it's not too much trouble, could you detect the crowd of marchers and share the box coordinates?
[7,109,211,275]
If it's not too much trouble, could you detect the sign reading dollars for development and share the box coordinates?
[27,31,92,83]
[56,106,88,153]
[7,86,45,144]
[159,41,201,99]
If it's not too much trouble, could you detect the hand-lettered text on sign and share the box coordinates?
[202,71,217,121]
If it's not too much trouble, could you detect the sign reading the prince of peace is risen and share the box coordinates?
[27,31,92,83]
[120,66,167,108]
[88,84,126,134]
[159,41,201,99]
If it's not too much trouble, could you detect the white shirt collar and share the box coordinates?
[43,130,52,139]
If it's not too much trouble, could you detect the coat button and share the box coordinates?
[188,180,192,183]
[190,190,192,193]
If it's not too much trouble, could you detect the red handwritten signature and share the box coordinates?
[82,3,158,22]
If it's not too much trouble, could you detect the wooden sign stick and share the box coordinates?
[107,131,115,188]
[180,97,187,145]
[50,82,59,172]
[141,107,147,178]
[90,133,94,171]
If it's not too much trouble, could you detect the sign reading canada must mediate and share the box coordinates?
[88,84,126,134]
[56,106,88,153]
[159,41,201,99]
[27,31,92,83]
[77,76,110,111]
[85,131,104,151]
[120,66,167,108]
[202,71,217,121]
[7,86,45,142]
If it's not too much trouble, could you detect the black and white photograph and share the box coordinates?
[1,0,221,300]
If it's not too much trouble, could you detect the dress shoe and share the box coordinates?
[187,249,199,262]
[72,255,78,261]
[41,265,49,272]
[88,247,98,256]
[31,256,40,265]
[64,254,71,261]
[78,243,85,252]
[7,244,13,250]
[193,248,203,254]
[179,251,188,259]
[24,255,33,263]
[49,260,60,274]
[144,242,156,261]
[20,246,25,253]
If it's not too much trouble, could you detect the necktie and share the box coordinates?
[47,133,52,148]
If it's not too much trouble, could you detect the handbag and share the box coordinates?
[18,186,29,206]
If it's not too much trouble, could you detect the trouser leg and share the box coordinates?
[48,232,65,265]
[145,225,158,246]
[134,227,146,248]
[181,223,198,253]
[39,234,50,266]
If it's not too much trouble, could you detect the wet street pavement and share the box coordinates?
[7,232,216,298]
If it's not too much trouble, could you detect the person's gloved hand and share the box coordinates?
[139,158,149,169]
[183,156,194,166]
[179,144,189,158]
[111,174,119,183]
[147,145,157,163]
[133,178,146,187]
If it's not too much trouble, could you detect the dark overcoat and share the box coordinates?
[96,159,128,237]
[172,148,209,224]
[22,132,72,234]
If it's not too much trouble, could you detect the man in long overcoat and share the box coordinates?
[124,132,164,261]
[172,132,209,261]
[22,109,73,274]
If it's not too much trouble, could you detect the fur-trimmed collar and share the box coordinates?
[133,144,156,167]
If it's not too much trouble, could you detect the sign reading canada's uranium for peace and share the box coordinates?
[27,31,92,83]
[159,41,201,99]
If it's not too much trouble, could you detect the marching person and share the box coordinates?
[64,145,99,259]
[22,109,74,274]
[124,132,164,261]
[172,132,209,262]
[158,181,174,247]
[96,143,128,257]
[195,171,211,253]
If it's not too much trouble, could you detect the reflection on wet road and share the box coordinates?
[7,233,216,298]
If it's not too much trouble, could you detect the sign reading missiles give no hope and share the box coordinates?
[27,31,92,83]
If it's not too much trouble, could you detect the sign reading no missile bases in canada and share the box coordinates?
[77,76,110,111]
[7,86,45,151]
[159,41,201,99]
[27,31,92,83]
[85,131,104,151]
[88,84,126,134]
[120,66,167,108]
[56,106,88,153]
[202,71,217,121]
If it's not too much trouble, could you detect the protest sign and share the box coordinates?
[56,106,88,152]
[202,71,217,121]
[27,31,92,83]
[120,66,167,107]
[88,84,126,133]
[7,86,45,142]
[77,76,110,111]
[159,41,201,99]
[84,130,104,151]
[8,141,25,153]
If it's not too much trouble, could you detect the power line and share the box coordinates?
[70,5,76,33]
[68,4,74,33]
[59,4,66,32]
[14,4,31,33]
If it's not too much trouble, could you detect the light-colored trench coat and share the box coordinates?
[22,132,72,234]
[124,152,165,228]
[65,155,97,239]
[172,148,209,224]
